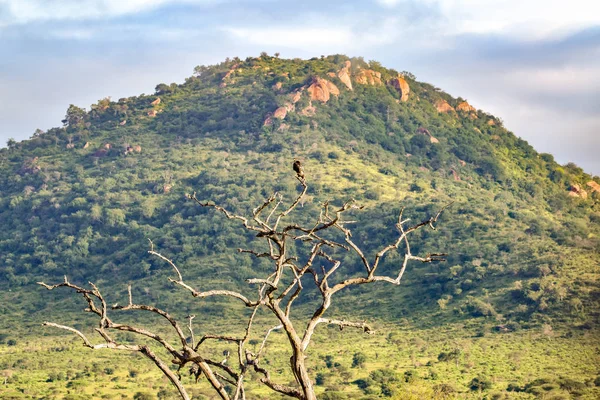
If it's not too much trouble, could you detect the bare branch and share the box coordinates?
[40,168,449,400]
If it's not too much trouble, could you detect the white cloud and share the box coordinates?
[0,0,211,25]
[225,26,353,50]
[374,0,600,40]
[224,16,430,53]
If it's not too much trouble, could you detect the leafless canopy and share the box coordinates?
[39,171,450,400]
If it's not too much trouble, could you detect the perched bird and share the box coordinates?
[293,159,304,180]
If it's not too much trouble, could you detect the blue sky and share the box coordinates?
[1,0,599,174]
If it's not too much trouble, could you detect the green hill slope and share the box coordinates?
[1,54,599,330]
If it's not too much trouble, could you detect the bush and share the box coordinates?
[469,376,492,391]
[352,352,367,368]
[133,393,156,400]
[320,391,348,400]
[433,383,456,396]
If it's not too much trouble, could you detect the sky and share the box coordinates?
[0,0,599,175]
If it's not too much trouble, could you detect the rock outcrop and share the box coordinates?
[568,184,588,199]
[449,168,460,181]
[389,76,410,102]
[307,78,339,103]
[151,98,161,106]
[435,100,454,113]
[586,181,600,194]
[300,101,316,116]
[289,90,303,104]
[148,110,157,117]
[272,82,283,90]
[273,107,287,119]
[354,69,382,86]
[337,61,353,90]
[456,101,476,112]
[220,65,241,88]
[416,127,439,144]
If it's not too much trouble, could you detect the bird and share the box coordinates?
[293,159,304,180]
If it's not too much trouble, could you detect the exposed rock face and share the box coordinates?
[389,76,410,102]
[456,101,476,112]
[133,145,142,153]
[307,78,339,103]
[450,169,460,181]
[119,120,127,126]
[487,119,496,126]
[222,65,238,81]
[272,82,283,90]
[435,100,454,113]
[586,181,600,194]
[83,142,89,149]
[151,98,161,106]
[300,101,316,116]
[416,127,439,143]
[148,110,157,117]
[324,80,340,96]
[290,90,303,104]
[354,69,382,85]
[568,184,588,199]
[458,159,467,167]
[104,143,112,149]
[337,60,353,90]
[66,143,75,149]
[273,107,287,119]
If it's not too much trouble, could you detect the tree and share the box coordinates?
[39,170,450,400]
[6,137,16,149]
[62,104,87,129]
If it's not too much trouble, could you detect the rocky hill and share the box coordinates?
[1,54,599,331]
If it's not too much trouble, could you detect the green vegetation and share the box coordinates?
[0,54,599,398]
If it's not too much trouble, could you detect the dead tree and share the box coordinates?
[39,169,450,400]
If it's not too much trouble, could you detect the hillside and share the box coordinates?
[0,54,599,399]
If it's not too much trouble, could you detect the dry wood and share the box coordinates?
[39,169,449,400]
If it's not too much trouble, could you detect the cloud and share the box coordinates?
[0,0,211,26]
[225,26,353,50]
[374,0,600,40]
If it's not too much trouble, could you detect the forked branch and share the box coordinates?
[40,166,449,400]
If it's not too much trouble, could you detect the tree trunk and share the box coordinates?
[291,350,316,400]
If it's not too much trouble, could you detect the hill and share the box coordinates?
[0,54,599,399]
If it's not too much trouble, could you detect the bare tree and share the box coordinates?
[39,167,450,400]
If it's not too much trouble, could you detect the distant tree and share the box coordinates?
[62,105,87,129]
[6,137,16,149]
[39,169,450,400]
[32,128,45,138]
